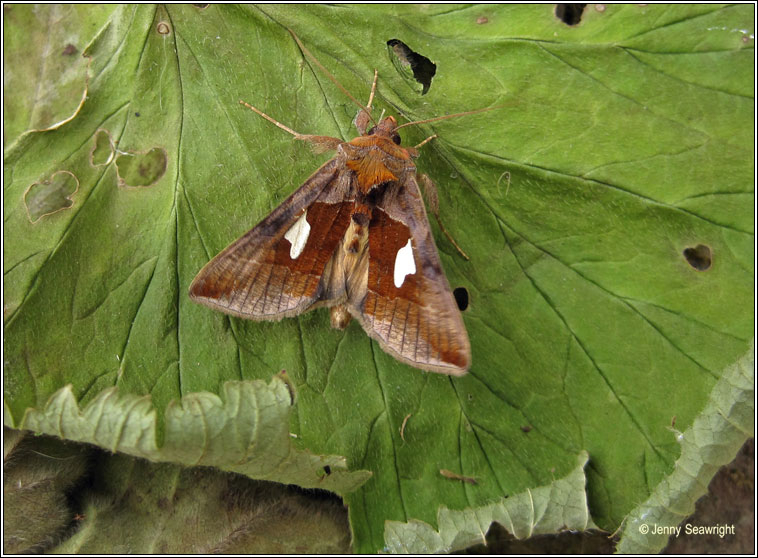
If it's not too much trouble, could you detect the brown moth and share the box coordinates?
[189,32,483,375]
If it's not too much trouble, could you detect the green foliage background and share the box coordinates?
[3,4,754,553]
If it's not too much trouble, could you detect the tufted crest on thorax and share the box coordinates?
[346,150,398,191]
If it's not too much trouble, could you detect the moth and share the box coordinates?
[190,33,481,375]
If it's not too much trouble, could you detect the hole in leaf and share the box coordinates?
[453,287,469,311]
[90,129,114,166]
[683,244,712,271]
[555,4,586,25]
[24,171,79,223]
[115,147,167,187]
[156,21,171,35]
[323,465,331,476]
[386,39,436,95]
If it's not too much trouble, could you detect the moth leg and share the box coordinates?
[355,69,379,135]
[239,100,342,153]
[418,173,470,261]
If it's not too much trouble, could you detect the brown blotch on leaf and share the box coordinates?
[115,147,167,188]
[24,170,79,223]
[476,16,489,24]
[683,244,712,271]
[440,469,477,485]
[62,43,78,56]
[156,21,171,35]
[90,129,114,166]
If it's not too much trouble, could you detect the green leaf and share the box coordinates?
[47,455,353,554]
[17,378,370,493]
[617,343,754,553]
[3,433,352,554]
[2,4,117,144]
[4,4,753,553]
[3,431,92,554]
[383,451,596,553]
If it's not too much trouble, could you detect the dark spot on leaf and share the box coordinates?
[555,4,586,25]
[521,425,532,433]
[323,465,331,476]
[683,244,712,271]
[386,39,436,95]
[62,43,77,56]
[453,287,469,311]
[157,497,169,510]
[115,147,167,187]
[135,112,141,117]
[476,16,489,24]
[90,129,114,166]
[193,3,209,8]
[24,170,79,223]
[156,21,170,35]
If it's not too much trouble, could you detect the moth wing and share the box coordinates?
[189,158,353,319]
[351,175,471,375]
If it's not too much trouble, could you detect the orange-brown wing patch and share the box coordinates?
[346,152,397,191]
[358,208,470,373]
[190,201,352,319]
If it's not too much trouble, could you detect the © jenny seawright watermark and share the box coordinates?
[638,522,736,538]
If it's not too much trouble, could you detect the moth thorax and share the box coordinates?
[330,305,352,330]
[346,152,397,192]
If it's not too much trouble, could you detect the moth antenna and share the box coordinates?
[288,29,378,127]
[366,69,378,111]
[395,106,503,130]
